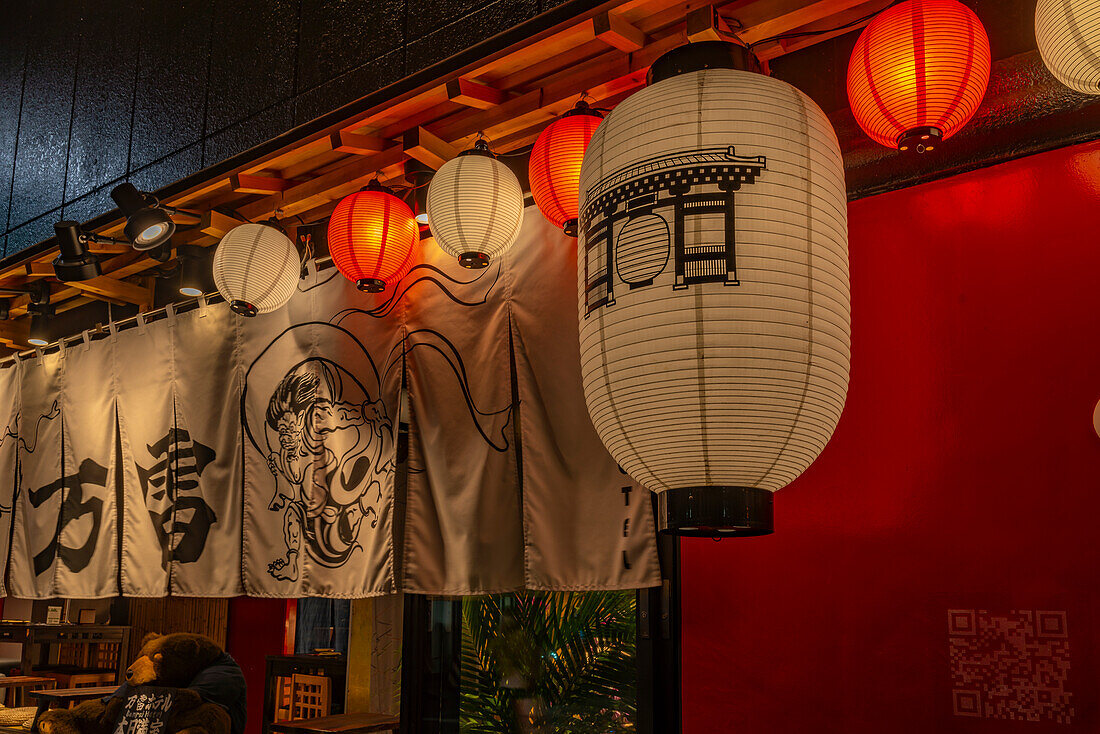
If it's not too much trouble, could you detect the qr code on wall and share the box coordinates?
[948,609,1073,724]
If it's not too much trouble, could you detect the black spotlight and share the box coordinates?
[52,221,103,282]
[27,288,54,347]
[176,244,207,297]
[111,182,176,250]
[0,301,9,320]
[404,159,433,225]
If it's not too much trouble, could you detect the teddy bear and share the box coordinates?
[38,633,245,734]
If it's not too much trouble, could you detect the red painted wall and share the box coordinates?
[227,598,288,734]
[681,140,1100,733]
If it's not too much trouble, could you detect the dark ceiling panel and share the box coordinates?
[407,0,539,74]
[204,100,294,166]
[65,0,139,204]
[296,0,405,95]
[206,0,298,133]
[293,47,406,127]
[130,0,215,172]
[9,0,79,229]
[0,4,28,234]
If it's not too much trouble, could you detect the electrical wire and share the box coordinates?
[743,0,901,50]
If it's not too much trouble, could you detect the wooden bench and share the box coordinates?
[0,676,56,707]
[27,686,118,730]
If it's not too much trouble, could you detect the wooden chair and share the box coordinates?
[92,641,122,672]
[274,676,294,722]
[290,674,331,721]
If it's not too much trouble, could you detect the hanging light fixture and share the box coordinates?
[425,139,524,269]
[111,182,179,249]
[52,221,102,282]
[577,41,851,537]
[529,100,603,236]
[26,285,53,347]
[846,0,991,152]
[328,180,419,291]
[1036,0,1100,94]
[176,244,209,297]
[213,221,301,316]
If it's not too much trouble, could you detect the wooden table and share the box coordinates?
[27,686,118,730]
[269,713,400,734]
[0,676,56,706]
[263,655,346,734]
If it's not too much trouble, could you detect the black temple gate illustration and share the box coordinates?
[582,146,766,315]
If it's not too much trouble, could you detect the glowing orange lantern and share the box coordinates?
[529,101,603,236]
[327,181,418,292]
[846,0,991,152]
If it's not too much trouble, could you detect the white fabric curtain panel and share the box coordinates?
[0,208,659,598]
[0,361,20,596]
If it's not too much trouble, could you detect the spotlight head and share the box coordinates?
[111,182,176,250]
[52,221,102,282]
[26,301,55,347]
[177,244,207,297]
[0,301,9,320]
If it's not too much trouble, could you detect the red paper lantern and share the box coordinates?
[846,0,991,152]
[529,101,603,236]
[327,181,418,292]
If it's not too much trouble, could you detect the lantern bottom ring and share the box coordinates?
[657,486,774,538]
[356,278,386,293]
[229,299,258,317]
[458,252,490,269]
[562,218,578,238]
[897,126,942,153]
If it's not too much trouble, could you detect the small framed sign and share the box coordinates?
[45,606,62,624]
[77,608,97,625]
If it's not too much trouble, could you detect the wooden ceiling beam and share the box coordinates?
[686,5,742,43]
[402,127,461,170]
[69,276,151,308]
[200,210,247,239]
[446,78,507,109]
[329,130,390,154]
[231,173,293,195]
[592,11,647,52]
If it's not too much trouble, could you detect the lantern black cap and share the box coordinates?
[356,278,386,293]
[897,126,943,154]
[657,486,774,538]
[647,41,760,85]
[459,139,495,158]
[562,100,604,119]
[230,300,258,317]
[52,221,102,282]
[458,252,490,269]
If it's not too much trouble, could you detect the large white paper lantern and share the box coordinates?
[577,42,850,536]
[425,141,524,268]
[1036,0,1100,94]
[213,223,300,316]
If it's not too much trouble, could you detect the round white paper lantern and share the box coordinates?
[1036,0,1100,94]
[213,222,300,316]
[577,42,850,536]
[425,141,524,268]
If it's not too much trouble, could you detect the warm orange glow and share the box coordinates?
[327,186,418,292]
[529,106,602,234]
[846,0,991,150]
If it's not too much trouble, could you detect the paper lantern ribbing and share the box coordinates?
[328,182,419,292]
[425,140,524,269]
[529,102,603,236]
[1036,0,1100,94]
[846,0,991,151]
[213,223,300,316]
[578,42,850,536]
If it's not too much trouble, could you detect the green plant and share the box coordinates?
[460,591,636,733]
